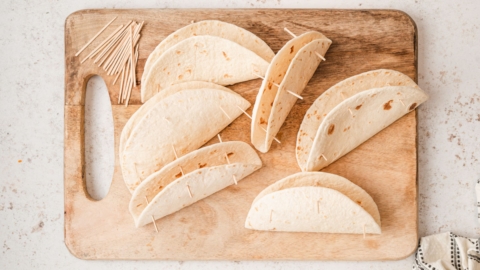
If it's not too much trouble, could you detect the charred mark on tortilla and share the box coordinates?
[383,100,393,110]
[328,124,335,135]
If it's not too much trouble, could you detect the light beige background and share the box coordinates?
[1,0,479,269]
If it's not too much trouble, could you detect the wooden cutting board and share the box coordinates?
[64,9,418,260]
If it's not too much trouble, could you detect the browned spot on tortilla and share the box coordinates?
[328,124,335,135]
[157,186,163,190]
[383,100,393,110]
[297,146,301,150]
[178,75,183,80]
[136,203,142,207]
[268,82,272,89]
[371,93,377,98]
[355,104,362,110]
[175,172,182,178]
[260,118,267,125]
[227,152,234,157]
[290,46,294,53]
[356,200,362,205]
[317,115,321,120]
[223,74,232,78]
[409,103,417,110]
[185,69,192,74]
[307,114,311,119]
[222,51,230,60]
[177,63,181,66]
[199,163,207,168]
[163,67,167,71]
[270,102,273,106]
[176,50,182,54]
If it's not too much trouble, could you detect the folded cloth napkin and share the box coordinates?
[413,232,480,270]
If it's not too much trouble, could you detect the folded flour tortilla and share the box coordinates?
[296,69,428,171]
[251,31,331,153]
[121,88,250,193]
[130,141,262,227]
[141,35,270,102]
[245,172,381,234]
[119,81,229,178]
[142,20,274,84]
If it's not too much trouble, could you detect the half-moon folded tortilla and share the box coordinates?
[302,85,428,172]
[251,31,331,153]
[119,81,229,176]
[142,20,275,84]
[130,141,262,227]
[296,69,420,171]
[141,35,270,102]
[245,172,381,234]
[121,88,250,193]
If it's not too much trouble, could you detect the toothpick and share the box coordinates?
[284,27,325,60]
[232,175,238,185]
[144,196,158,233]
[321,154,328,161]
[217,134,223,143]
[260,126,281,144]
[218,106,231,119]
[171,144,179,159]
[130,24,136,87]
[186,184,193,198]
[286,90,303,100]
[225,153,231,164]
[75,17,117,56]
[314,51,326,61]
[348,108,354,116]
[283,27,297,38]
[340,92,347,100]
[363,224,366,239]
[81,24,124,63]
[254,73,280,88]
[113,70,121,85]
[399,99,406,107]
[236,105,252,119]
[118,65,125,104]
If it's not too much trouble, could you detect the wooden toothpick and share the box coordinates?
[284,27,297,38]
[217,134,223,143]
[260,126,281,144]
[340,92,347,100]
[314,51,326,61]
[236,105,252,120]
[218,106,231,120]
[232,175,238,185]
[284,27,325,61]
[144,196,158,233]
[254,73,280,88]
[399,99,406,107]
[75,16,117,56]
[186,184,193,198]
[286,90,303,100]
[321,154,328,161]
[348,108,354,116]
[171,144,179,159]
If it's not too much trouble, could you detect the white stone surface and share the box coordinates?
[1,0,479,269]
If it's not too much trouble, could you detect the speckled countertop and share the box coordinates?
[1,0,479,269]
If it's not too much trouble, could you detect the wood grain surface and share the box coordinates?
[64,9,418,260]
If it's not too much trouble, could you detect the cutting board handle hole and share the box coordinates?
[84,75,114,201]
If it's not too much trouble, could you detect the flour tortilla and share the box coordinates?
[305,86,428,172]
[142,20,274,84]
[119,81,230,174]
[297,69,420,171]
[245,185,381,234]
[141,35,270,102]
[121,88,250,193]
[251,31,331,153]
[252,172,380,227]
[131,141,262,227]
